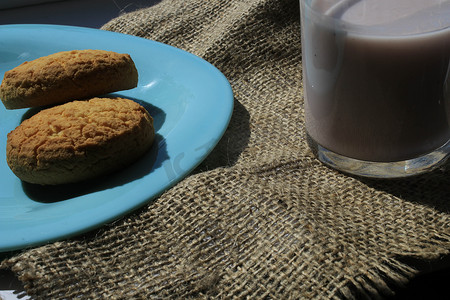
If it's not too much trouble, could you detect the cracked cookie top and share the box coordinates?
[6,97,154,185]
[0,50,138,109]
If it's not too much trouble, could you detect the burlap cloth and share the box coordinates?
[1,0,449,299]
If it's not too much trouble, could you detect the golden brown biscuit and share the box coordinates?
[0,50,138,109]
[6,97,154,185]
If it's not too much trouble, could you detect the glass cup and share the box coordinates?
[300,0,450,178]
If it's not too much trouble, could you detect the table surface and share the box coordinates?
[0,0,159,28]
[0,1,448,299]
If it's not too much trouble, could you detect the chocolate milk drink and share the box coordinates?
[302,0,450,162]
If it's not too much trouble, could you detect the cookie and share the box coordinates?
[0,50,138,109]
[6,97,154,185]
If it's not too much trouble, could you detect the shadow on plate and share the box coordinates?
[20,95,169,203]
[22,133,168,203]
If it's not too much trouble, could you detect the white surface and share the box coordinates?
[0,269,30,300]
[0,1,159,299]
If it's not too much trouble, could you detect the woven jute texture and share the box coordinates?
[2,0,450,299]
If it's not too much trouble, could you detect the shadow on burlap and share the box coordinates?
[2,0,449,299]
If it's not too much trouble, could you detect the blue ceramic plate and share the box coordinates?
[0,24,233,252]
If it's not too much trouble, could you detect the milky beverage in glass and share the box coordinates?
[300,0,450,177]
